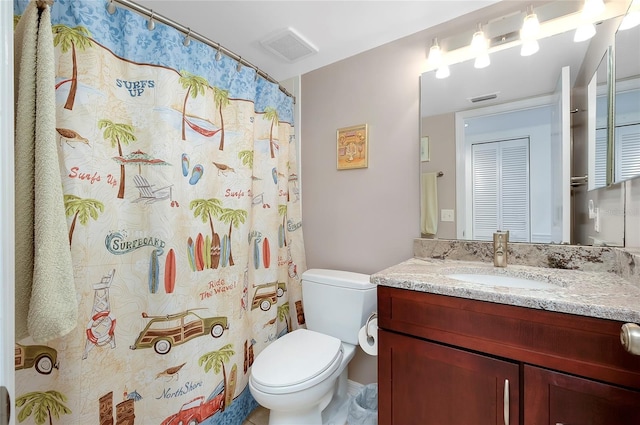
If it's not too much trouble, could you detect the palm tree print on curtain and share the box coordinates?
[52,24,92,110]
[213,87,230,150]
[199,344,235,409]
[64,195,104,246]
[98,119,136,199]
[190,198,223,269]
[14,0,306,423]
[263,107,279,158]
[16,391,71,425]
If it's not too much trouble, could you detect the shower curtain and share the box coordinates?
[13,0,306,423]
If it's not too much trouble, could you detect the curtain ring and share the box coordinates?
[183,28,191,46]
[215,43,222,61]
[254,68,260,81]
[236,59,242,72]
[147,11,155,31]
[107,0,116,14]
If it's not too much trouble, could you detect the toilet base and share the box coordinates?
[267,388,332,425]
[262,368,352,425]
[321,392,351,425]
[267,390,351,425]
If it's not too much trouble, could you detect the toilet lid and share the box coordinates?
[251,329,342,392]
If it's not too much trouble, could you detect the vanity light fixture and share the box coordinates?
[427,38,443,67]
[435,64,450,79]
[474,53,491,69]
[582,0,606,20]
[520,5,540,56]
[471,23,490,69]
[574,22,596,42]
[470,23,489,54]
[574,0,605,42]
[619,0,640,30]
[521,39,540,56]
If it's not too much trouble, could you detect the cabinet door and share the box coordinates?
[524,365,640,424]
[379,329,519,425]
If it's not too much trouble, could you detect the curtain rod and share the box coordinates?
[109,0,295,102]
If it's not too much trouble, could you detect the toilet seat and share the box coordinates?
[251,329,343,395]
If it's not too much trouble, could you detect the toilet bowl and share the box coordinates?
[249,329,355,424]
[249,269,376,425]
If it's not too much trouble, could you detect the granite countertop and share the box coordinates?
[372,257,640,323]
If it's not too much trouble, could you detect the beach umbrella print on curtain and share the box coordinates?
[112,150,171,175]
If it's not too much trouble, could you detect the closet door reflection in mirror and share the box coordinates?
[588,49,611,190]
[613,17,640,183]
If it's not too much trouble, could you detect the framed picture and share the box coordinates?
[337,124,368,170]
[421,136,430,162]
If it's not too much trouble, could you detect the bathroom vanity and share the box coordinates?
[373,241,640,425]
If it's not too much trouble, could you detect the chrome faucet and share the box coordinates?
[493,231,509,267]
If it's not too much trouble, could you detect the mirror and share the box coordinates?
[613,7,640,184]
[587,48,612,190]
[419,1,633,244]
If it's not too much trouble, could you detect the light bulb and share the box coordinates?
[471,29,488,54]
[428,43,442,67]
[474,53,490,69]
[520,12,540,40]
[435,65,450,79]
[582,0,605,20]
[521,39,539,56]
[574,23,596,42]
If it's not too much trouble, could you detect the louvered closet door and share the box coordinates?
[595,128,608,188]
[615,123,640,181]
[472,138,530,242]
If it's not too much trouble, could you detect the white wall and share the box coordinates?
[1,0,15,423]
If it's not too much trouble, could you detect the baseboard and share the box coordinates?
[347,379,364,397]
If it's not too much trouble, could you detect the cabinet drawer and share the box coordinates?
[378,286,640,389]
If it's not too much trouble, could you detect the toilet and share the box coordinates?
[249,269,376,425]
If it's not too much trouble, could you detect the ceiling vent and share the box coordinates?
[469,92,499,103]
[260,27,318,63]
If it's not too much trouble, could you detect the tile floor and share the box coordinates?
[242,406,269,425]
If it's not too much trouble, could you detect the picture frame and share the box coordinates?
[421,136,430,162]
[337,124,368,170]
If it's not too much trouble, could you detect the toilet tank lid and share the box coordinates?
[302,269,375,290]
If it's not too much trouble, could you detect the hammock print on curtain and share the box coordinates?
[13,0,307,423]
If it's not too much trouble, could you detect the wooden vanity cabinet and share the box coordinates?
[378,286,640,425]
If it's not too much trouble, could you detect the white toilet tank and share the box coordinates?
[301,269,376,345]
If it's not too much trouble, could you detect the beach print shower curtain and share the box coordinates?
[13,0,306,423]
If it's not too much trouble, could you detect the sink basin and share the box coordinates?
[446,273,556,290]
